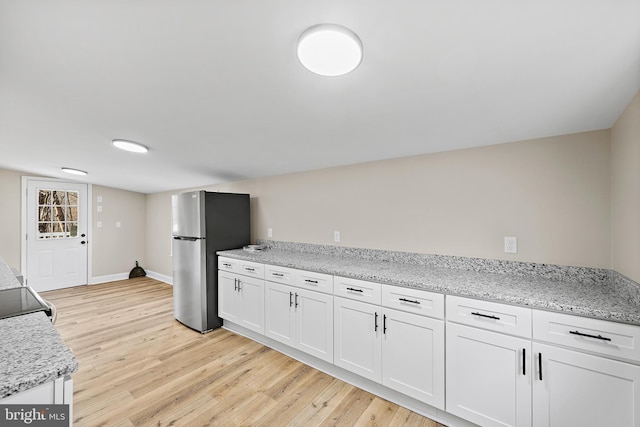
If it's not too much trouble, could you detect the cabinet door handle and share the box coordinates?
[289,292,293,307]
[538,353,543,381]
[374,312,379,332]
[471,311,500,320]
[569,330,612,342]
[305,279,318,284]
[383,314,387,334]
[234,278,238,291]
[237,280,241,292]
[346,287,363,293]
[522,348,526,376]
[295,293,299,308]
[399,297,420,305]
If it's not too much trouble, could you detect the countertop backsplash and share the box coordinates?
[255,239,640,310]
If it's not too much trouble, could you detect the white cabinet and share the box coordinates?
[218,270,264,334]
[264,280,334,363]
[1,376,74,425]
[446,322,532,427]
[446,296,532,427]
[532,310,640,427]
[382,307,445,409]
[533,342,640,427]
[334,283,445,410]
[334,296,382,382]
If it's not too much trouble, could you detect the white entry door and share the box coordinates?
[25,179,88,291]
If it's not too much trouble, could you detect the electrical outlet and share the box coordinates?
[504,236,518,254]
[267,228,273,238]
[334,231,341,242]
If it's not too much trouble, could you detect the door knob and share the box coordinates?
[81,233,86,237]
[80,241,86,245]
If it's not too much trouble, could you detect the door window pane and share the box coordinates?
[37,189,80,239]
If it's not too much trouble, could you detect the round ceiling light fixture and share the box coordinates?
[61,167,88,176]
[112,139,148,153]
[296,24,363,77]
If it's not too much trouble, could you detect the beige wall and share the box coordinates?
[0,167,147,280]
[146,129,612,277]
[611,91,640,283]
[92,185,147,278]
[0,168,25,269]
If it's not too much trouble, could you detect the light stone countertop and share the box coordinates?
[218,248,640,326]
[0,257,78,399]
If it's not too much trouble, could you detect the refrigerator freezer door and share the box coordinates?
[172,191,205,238]
[173,237,207,332]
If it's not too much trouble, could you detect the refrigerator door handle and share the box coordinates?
[173,236,199,241]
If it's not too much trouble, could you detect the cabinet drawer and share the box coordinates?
[533,310,640,363]
[295,270,333,294]
[382,286,444,319]
[218,257,264,279]
[446,296,532,338]
[218,256,239,273]
[265,265,297,286]
[334,277,382,305]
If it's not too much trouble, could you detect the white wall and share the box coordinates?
[611,91,640,283]
[146,129,611,277]
[0,168,147,281]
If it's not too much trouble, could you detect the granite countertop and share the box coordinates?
[218,248,640,326]
[0,257,78,399]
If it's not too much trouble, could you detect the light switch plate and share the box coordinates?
[334,231,341,242]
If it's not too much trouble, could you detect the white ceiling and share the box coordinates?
[1,0,639,194]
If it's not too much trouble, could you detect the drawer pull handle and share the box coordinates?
[383,314,387,334]
[399,298,420,305]
[374,312,379,332]
[273,273,284,277]
[569,330,612,342]
[522,348,526,376]
[346,287,363,293]
[245,267,255,272]
[223,263,232,267]
[538,353,543,381]
[471,311,500,320]
[305,279,319,284]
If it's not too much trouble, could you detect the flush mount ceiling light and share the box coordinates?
[61,167,87,176]
[297,24,363,77]
[112,139,148,153]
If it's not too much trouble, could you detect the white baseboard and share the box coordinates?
[222,322,477,427]
[146,270,173,285]
[90,270,172,285]
[90,272,129,284]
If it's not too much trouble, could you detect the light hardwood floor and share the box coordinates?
[42,278,446,427]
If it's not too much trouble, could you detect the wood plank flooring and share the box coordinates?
[42,278,446,427]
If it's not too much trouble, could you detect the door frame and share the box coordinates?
[20,176,93,287]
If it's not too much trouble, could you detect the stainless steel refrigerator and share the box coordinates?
[172,191,250,332]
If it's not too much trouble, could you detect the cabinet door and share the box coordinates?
[334,297,381,382]
[382,308,445,410]
[296,288,333,363]
[265,281,295,347]
[238,275,265,334]
[218,271,241,323]
[446,323,531,427]
[533,342,640,427]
